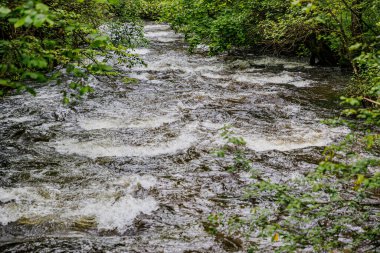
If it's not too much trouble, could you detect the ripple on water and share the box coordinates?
[127,48,151,55]
[0,22,351,252]
[233,71,314,87]
[200,72,229,80]
[0,175,157,233]
[77,114,178,130]
[244,124,348,152]
[144,24,171,32]
[54,123,198,158]
[145,30,183,43]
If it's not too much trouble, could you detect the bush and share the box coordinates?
[0,0,144,101]
[159,0,380,67]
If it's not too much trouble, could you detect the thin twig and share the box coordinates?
[363,97,380,106]
[339,0,379,35]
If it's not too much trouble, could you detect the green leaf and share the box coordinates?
[25,86,36,96]
[90,35,110,48]
[63,96,70,104]
[35,3,49,12]
[354,174,365,190]
[33,14,47,27]
[0,79,8,86]
[349,43,362,51]
[0,7,11,18]
[69,82,78,89]
[14,18,25,28]
[79,86,92,95]
[22,72,47,82]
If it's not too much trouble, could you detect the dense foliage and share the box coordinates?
[210,118,379,251]
[159,0,380,67]
[0,0,378,251]
[0,0,145,101]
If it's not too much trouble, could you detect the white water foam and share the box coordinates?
[145,30,183,43]
[54,123,198,158]
[6,116,35,123]
[128,72,152,81]
[127,48,151,55]
[245,124,348,152]
[233,71,314,87]
[249,57,309,69]
[74,195,157,231]
[128,115,178,128]
[144,24,171,32]
[78,114,177,130]
[133,56,190,72]
[0,175,158,233]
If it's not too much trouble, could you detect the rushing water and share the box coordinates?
[0,23,350,252]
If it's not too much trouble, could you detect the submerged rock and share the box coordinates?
[228,59,251,70]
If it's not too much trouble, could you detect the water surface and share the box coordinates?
[0,23,349,252]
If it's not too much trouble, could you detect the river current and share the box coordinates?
[0,23,349,252]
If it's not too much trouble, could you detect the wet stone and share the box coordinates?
[228,60,251,70]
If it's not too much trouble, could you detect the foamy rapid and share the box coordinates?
[0,175,158,233]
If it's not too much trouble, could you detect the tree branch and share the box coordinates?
[363,97,380,106]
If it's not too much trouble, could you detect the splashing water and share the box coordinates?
[0,22,350,252]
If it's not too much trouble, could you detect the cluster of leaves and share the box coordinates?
[346,33,380,98]
[159,0,379,67]
[159,0,284,54]
[214,125,252,172]
[289,0,380,66]
[0,0,145,102]
[138,0,162,20]
[209,120,379,252]
[247,131,379,251]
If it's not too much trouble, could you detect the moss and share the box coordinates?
[122,77,139,85]
[73,216,97,230]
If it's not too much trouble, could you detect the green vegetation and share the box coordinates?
[159,0,379,67]
[207,118,380,251]
[0,0,379,252]
[214,125,252,172]
[139,0,161,20]
[0,0,145,101]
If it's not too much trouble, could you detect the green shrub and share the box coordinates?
[0,0,144,101]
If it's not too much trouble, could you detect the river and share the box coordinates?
[0,23,349,252]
